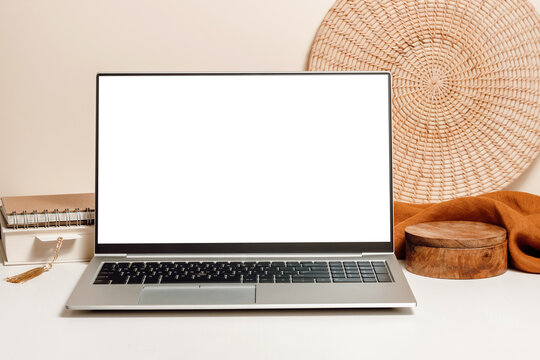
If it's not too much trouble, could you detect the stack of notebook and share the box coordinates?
[0,193,95,265]
[1,193,94,229]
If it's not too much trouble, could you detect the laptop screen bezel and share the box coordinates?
[94,72,394,254]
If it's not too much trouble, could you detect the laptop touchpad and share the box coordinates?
[138,285,256,305]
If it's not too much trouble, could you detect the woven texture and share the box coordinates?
[308,0,540,203]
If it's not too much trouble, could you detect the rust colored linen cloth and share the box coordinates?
[394,191,540,273]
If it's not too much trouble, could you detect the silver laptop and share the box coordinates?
[66,72,416,310]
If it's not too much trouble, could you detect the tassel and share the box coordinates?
[5,236,64,284]
[5,266,47,283]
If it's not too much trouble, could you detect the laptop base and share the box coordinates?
[66,254,416,310]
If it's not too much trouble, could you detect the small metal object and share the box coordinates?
[33,210,39,228]
[22,210,28,229]
[12,211,18,230]
[65,208,71,226]
[87,208,94,225]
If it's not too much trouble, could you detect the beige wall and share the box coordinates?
[1,0,539,198]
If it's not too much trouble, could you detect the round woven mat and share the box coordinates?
[308,0,540,203]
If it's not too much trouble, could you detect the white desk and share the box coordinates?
[1,256,539,360]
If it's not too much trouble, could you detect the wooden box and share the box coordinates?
[405,221,507,279]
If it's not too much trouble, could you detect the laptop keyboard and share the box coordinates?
[93,260,393,285]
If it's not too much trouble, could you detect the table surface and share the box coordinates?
[1,254,539,360]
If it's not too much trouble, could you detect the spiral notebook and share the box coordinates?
[0,193,94,229]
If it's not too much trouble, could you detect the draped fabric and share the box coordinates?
[394,191,540,273]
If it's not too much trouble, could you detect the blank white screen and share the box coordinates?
[97,74,391,244]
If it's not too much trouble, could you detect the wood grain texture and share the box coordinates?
[405,221,507,248]
[405,221,508,279]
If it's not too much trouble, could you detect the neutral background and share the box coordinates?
[1,0,540,198]
[1,4,540,360]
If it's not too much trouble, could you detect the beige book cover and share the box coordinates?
[1,193,95,227]
[2,193,94,213]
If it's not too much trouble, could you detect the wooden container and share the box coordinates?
[405,221,507,279]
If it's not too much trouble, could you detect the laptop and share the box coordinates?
[66,72,417,310]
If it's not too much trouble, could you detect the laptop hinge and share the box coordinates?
[124,253,365,259]
[95,253,127,257]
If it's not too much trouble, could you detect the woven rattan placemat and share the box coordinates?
[308,0,540,203]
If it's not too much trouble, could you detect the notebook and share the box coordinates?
[1,193,94,228]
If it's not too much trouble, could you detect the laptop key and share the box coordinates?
[97,271,114,277]
[298,269,320,274]
[160,275,178,283]
[376,274,392,282]
[111,277,128,284]
[143,276,160,284]
[128,276,144,284]
[333,278,362,283]
[93,279,111,285]
[331,268,345,273]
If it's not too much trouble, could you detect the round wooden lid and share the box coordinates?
[404,221,507,248]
